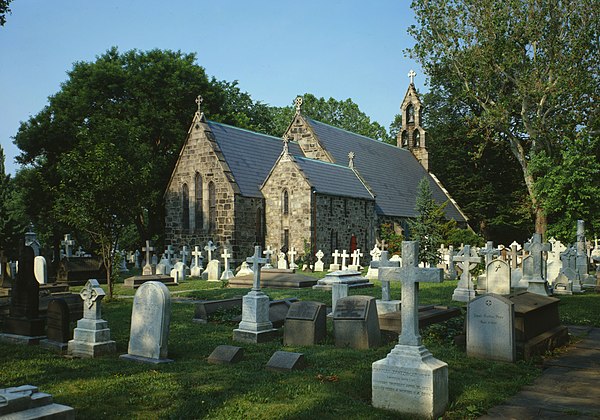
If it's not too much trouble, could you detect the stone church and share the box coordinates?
[165,78,468,264]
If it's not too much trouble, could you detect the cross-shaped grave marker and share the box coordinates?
[61,234,75,258]
[340,250,350,270]
[247,246,268,291]
[351,248,364,267]
[370,244,382,262]
[448,245,457,280]
[451,245,481,302]
[192,246,203,269]
[80,279,106,319]
[524,233,552,296]
[142,240,154,266]
[479,241,500,266]
[205,241,217,262]
[262,245,274,269]
[220,247,234,280]
[378,251,397,301]
[331,249,341,265]
[315,250,324,263]
[379,241,444,345]
[288,247,298,269]
[181,246,190,266]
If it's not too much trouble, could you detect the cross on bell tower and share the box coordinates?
[397,70,429,171]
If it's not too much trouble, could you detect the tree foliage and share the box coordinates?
[409,178,446,265]
[0,0,12,26]
[408,0,600,235]
[0,145,27,259]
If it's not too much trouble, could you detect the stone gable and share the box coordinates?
[285,113,333,163]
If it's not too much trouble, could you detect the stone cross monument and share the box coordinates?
[452,245,481,302]
[524,233,552,296]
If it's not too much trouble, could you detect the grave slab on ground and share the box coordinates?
[0,385,74,419]
[228,269,317,289]
[378,305,461,333]
[312,270,373,291]
[124,274,178,289]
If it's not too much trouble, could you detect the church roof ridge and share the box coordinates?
[207,119,293,144]
[294,155,355,170]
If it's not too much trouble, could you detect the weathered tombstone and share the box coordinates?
[478,241,500,292]
[1,245,45,343]
[134,249,141,268]
[331,282,348,315]
[314,250,325,272]
[208,345,244,364]
[156,256,168,275]
[142,240,155,276]
[262,245,274,269]
[376,251,401,314]
[447,245,457,280]
[120,281,173,364]
[169,268,180,283]
[553,271,573,295]
[68,279,116,357]
[204,259,221,282]
[40,298,71,353]
[486,259,511,295]
[372,241,447,418]
[33,256,47,285]
[510,244,519,269]
[277,251,288,270]
[0,385,74,419]
[173,261,186,282]
[524,234,552,296]
[236,261,253,276]
[452,245,481,302]
[219,247,235,280]
[283,301,327,346]
[266,351,307,371]
[547,237,566,284]
[233,246,278,343]
[333,296,380,349]
[328,249,341,272]
[467,294,516,362]
[180,245,190,275]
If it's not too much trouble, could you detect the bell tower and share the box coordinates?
[397,70,429,171]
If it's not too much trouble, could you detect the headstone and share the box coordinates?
[348,249,363,271]
[61,234,75,258]
[553,271,573,295]
[173,261,186,282]
[190,245,204,277]
[277,252,288,270]
[0,385,74,419]
[376,251,401,315]
[331,283,348,315]
[478,241,500,292]
[220,247,235,280]
[204,240,217,262]
[236,261,253,276]
[452,245,480,302]
[519,255,533,288]
[510,244,519,269]
[156,257,167,275]
[333,296,380,349]
[119,250,129,273]
[372,241,448,418]
[266,351,307,371]
[340,250,350,270]
[40,299,71,353]
[142,240,155,276]
[1,245,45,343]
[486,259,511,295]
[314,250,325,272]
[34,255,47,285]
[283,301,327,346]
[233,246,278,343]
[120,281,173,364]
[24,225,41,256]
[547,237,566,284]
[287,247,298,269]
[263,246,274,269]
[328,249,341,272]
[68,279,116,357]
[159,252,172,273]
[204,259,221,282]
[370,244,382,262]
[134,249,140,268]
[467,294,516,362]
[169,268,180,284]
[208,345,244,364]
[524,233,552,296]
[180,245,190,274]
[447,245,457,280]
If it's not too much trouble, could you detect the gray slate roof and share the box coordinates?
[207,121,303,198]
[306,119,466,221]
[294,156,374,200]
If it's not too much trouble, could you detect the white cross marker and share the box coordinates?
[142,240,154,266]
[263,245,274,268]
[61,234,75,258]
[340,250,350,270]
[332,249,341,265]
[247,246,268,291]
[205,241,217,261]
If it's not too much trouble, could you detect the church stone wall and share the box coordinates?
[315,195,377,265]
[262,159,313,261]
[286,115,333,162]
[165,121,238,256]
[233,195,264,264]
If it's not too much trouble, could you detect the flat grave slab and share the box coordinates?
[266,351,307,371]
[378,305,462,333]
[208,345,244,364]
[124,274,178,289]
[228,271,317,289]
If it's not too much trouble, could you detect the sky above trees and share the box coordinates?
[0,0,422,175]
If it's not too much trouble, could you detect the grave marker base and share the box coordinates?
[39,339,68,354]
[232,328,279,344]
[0,333,45,346]
[119,354,174,364]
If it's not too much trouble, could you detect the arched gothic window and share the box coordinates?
[414,130,420,147]
[401,131,409,147]
[194,172,202,232]
[283,189,289,215]
[182,183,190,232]
[208,181,216,233]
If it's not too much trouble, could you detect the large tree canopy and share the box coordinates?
[409,0,600,235]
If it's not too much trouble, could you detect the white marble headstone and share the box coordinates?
[34,256,47,285]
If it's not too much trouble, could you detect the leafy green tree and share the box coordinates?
[0,145,27,258]
[0,0,12,26]
[268,93,390,141]
[14,47,273,254]
[379,222,404,256]
[409,177,447,265]
[408,0,600,235]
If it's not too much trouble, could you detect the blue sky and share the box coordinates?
[0,0,425,175]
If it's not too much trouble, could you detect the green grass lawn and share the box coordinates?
[1,272,598,419]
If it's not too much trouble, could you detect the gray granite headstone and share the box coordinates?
[40,299,70,353]
[121,281,173,364]
[486,259,511,295]
[331,282,348,314]
[333,295,380,349]
[467,294,515,362]
[266,351,307,371]
[208,345,244,364]
[283,301,327,346]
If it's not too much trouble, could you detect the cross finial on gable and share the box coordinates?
[294,96,303,113]
[195,95,203,114]
[348,151,355,169]
[408,69,416,84]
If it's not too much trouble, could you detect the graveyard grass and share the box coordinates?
[1,273,598,419]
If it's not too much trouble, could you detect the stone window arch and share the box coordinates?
[194,172,203,232]
[182,183,190,232]
[208,181,217,233]
[282,189,290,215]
[414,130,420,147]
[407,104,415,124]
[401,130,409,147]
